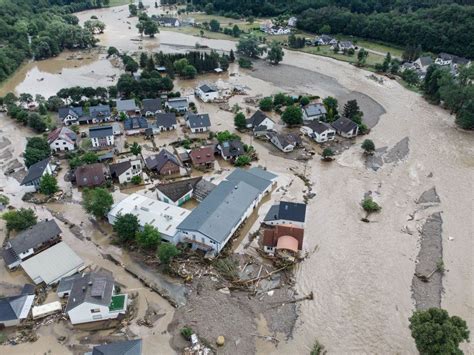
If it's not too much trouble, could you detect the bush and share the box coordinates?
[259,97,273,112]
[361,139,375,154]
[180,327,193,340]
[300,96,310,106]
[322,148,334,161]
[238,57,252,69]
[136,224,161,250]
[2,208,37,232]
[131,175,142,185]
[310,339,326,355]
[157,243,181,265]
[361,197,381,213]
[234,155,251,166]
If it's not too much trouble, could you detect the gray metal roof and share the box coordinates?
[331,117,359,133]
[0,294,30,322]
[58,106,83,120]
[219,139,244,157]
[89,126,113,139]
[248,167,277,181]
[304,103,327,117]
[177,181,261,243]
[92,339,142,355]
[304,121,334,134]
[142,98,162,113]
[89,105,111,120]
[264,201,306,223]
[246,110,272,127]
[199,84,217,93]
[116,99,138,112]
[65,271,114,312]
[124,117,148,131]
[57,274,81,294]
[166,98,188,109]
[156,112,177,128]
[9,220,61,255]
[226,168,274,193]
[21,157,51,185]
[186,113,211,128]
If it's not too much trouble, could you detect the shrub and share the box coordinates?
[238,57,252,69]
[361,197,381,213]
[131,175,142,185]
[180,326,193,340]
[361,139,375,154]
[2,208,37,232]
[259,97,273,112]
[234,155,251,166]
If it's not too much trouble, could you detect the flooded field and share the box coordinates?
[0,1,472,354]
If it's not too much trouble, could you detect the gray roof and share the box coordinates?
[156,177,201,202]
[21,157,51,185]
[89,105,111,120]
[57,274,81,294]
[264,201,307,223]
[248,167,277,181]
[145,149,180,171]
[199,84,217,93]
[116,99,138,112]
[89,126,113,139]
[304,103,327,117]
[178,167,275,243]
[0,294,31,322]
[110,161,132,178]
[92,339,142,355]
[166,98,188,109]
[339,41,354,48]
[124,117,148,131]
[226,168,274,193]
[58,106,83,120]
[187,113,211,129]
[219,139,244,158]
[246,110,272,127]
[65,271,114,312]
[305,121,334,134]
[157,17,179,25]
[331,117,359,133]
[156,113,177,128]
[142,98,162,113]
[9,220,61,255]
[177,180,261,243]
[418,56,433,67]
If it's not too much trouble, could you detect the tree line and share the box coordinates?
[0,0,108,83]
[191,1,473,58]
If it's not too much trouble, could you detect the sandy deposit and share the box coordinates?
[0,3,471,354]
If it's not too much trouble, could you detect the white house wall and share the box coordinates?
[68,302,119,325]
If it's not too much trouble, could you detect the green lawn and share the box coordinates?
[109,294,126,311]
[106,0,130,7]
[302,46,385,66]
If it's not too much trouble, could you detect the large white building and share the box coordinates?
[108,193,191,243]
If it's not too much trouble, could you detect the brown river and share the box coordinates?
[0,1,472,354]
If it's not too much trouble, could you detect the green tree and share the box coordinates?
[82,188,114,219]
[323,96,339,122]
[136,224,161,250]
[39,173,59,195]
[209,19,220,32]
[401,68,420,86]
[107,46,119,57]
[84,19,105,34]
[361,197,381,213]
[204,3,214,14]
[343,100,362,121]
[455,100,474,130]
[157,243,181,264]
[219,56,229,71]
[136,22,144,37]
[267,41,284,65]
[281,105,303,126]
[238,57,252,68]
[129,4,138,16]
[131,175,142,185]
[273,93,288,107]
[229,49,235,62]
[125,58,139,74]
[113,213,140,243]
[81,151,99,165]
[357,48,368,66]
[24,137,51,168]
[232,24,241,37]
[182,65,197,79]
[173,58,189,75]
[216,130,240,143]
[259,97,274,112]
[2,208,37,232]
[237,35,265,58]
[234,155,251,166]
[300,96,310,106]
[234,112,247,130]
[144,20,159,37]
[139,52,148,68]
[28,113,47,133]
[382,52,392,72]
[130,142,142,156]
[409,308,469,355]
[322,148,334,161]
[361,139,375,154]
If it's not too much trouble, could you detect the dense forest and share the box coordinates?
[190,0,474,58]
[0,0,109,83]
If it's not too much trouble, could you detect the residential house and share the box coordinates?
[2,219,62,270]
[301,121,335,143]
[116,99,140,117]
[155,113,177,132]
[88,339,143,355]
[108,193,191,243]
[156,177,201,206]
[260,20,274,33]
[269,133,302,153]
[48,127,77,152]
[435,53,470,67]
[331,117,359,138]
[414,56,433,73]
[58,106,84,126]
[109,158,142,184]
[89,126,114,148]
[195,84,219,102]
[263,201,307,228]
[89,105,111,124]
[288,17,298,27]
[186,113,211,133]
[0,285,35,327]
[165,98,188,113]
[21,241,85,285]
[246,110,276,134]
[315,34,336,46]
[156,17,180,27]
[124,116,149,136]
[142,98,162,116]
[334,41,355,52]
[189,146,215,170]
[20,157,54,190]
[302,103,327,121]
[145,149,181,176]
[176,167,277,254]
[217,139,244,161]
[262,224,304,255]
[75,163,106,187]
[61,271,127,325]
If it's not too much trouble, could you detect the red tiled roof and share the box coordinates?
[189,146,215,165]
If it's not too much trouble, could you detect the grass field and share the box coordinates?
[107,0,130,7]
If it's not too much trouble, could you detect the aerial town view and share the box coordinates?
[0,0,472,354]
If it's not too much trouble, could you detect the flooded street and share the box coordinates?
[0,2,472,354]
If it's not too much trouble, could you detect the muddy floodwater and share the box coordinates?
[0,2,473,354]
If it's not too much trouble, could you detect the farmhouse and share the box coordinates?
[264,201,307,228]
[302,121,336,143]
[21,157,54,190]
[217,139,244,160]
[331,117,359,138]
[116,99,140,116]
[156,17,180,27]
[89,105,111,124]
[246,110,275,133]
[48,127,77,152]
[145,149,181,176]
[195,84,219,102]
[89,339,143,355]
[262,224,305,255]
